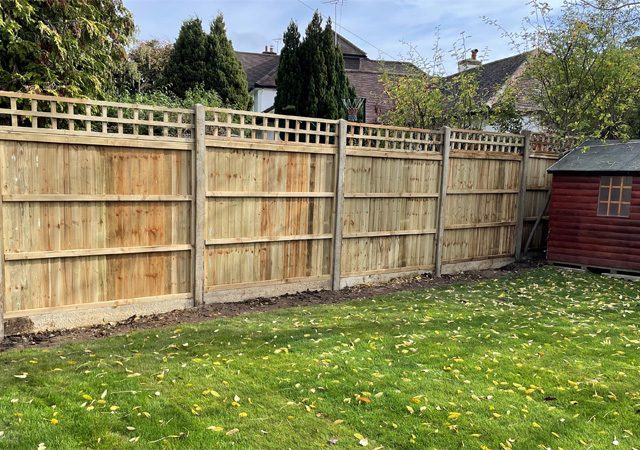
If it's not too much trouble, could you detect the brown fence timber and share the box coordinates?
[0,91,564,333]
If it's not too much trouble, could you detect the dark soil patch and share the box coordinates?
[1,260,544,351]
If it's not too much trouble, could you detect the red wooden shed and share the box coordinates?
[547,140,640,273]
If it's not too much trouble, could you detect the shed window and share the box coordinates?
[597,176,632,217]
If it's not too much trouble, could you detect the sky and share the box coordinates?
[123,0,563,74]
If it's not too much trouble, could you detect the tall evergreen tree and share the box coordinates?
[322,18,356,118]
[164,18,208,98]
[207,15,252,109]
[274,21,302,114]
[297,12,328,118]
[274,11,355,119]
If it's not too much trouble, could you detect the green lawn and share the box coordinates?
[0,267,639,449]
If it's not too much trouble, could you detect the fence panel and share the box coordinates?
[202,109,338,300]
[0,91,194,320]
[0,90,566,333]
[339,124,443,284]
[443,129,525,269]
[522,134,563,253]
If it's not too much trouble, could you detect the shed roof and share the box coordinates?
[547,140,640,173]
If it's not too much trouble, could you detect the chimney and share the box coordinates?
[457,48,481,72]
[262,45,276,55]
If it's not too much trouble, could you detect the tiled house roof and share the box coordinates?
[447,50,538,112]
[236,34,417,123]
[235,51,279,88]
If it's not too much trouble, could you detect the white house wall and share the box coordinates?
[252,88,277,112]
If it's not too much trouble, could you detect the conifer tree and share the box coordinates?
[322,18,356,118]
[297,12,327,118]
[165,15,251,109]
[274,21,302,114]
[275,11,355,119]
[207,15,252,109]
[164,18,208,98]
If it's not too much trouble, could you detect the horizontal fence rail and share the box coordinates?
[0,91,567,335]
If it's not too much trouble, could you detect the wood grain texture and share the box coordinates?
[203,137,335,289]
[0,89,563,319]
[0,138,192,314]
[443,151,522,263]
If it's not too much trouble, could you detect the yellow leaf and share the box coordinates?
[354,433,364,440]
[532,422,541,428]
[207,426,224,432]
[239,412,248,417]
[448,412,462,420]
[82,394,93,401]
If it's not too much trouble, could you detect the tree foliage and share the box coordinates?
[164,15,250,109]
[380,42,509,130]
[119,39,173,95]
[273,21,302,114]
[116,84,221,109]
[0,0,135,97]
[207,16,251,109]
[164,18,209,99]
[496,0,640,139]
[274,11,355,119]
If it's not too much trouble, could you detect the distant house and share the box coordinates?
[236,34,416,123]
[448,49,541,131]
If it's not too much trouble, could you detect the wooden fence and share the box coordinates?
[0,91,562,335]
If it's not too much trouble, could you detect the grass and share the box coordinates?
[0,267,639,449]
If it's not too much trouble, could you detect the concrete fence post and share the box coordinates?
[435,126,451,277]
[193,104,206,305]
[331,119,347,290]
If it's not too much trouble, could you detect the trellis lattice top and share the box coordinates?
[0,91,195,139]
[450,129,525,153]
[530,132,576,155]
[203,107,338,146]
[345,123,443,152]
